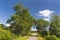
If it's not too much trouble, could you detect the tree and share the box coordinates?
[49,14,60,37]
[7,4,35,35]
[36,19,49,36]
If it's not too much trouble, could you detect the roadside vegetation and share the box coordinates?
[16,36,30,40]
[38,36,45,40]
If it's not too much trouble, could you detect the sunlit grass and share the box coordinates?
[57,38,60,40]
[16,36,30,40]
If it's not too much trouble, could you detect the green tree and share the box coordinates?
[49,14,60,36]
[7,4,35,35]
[36,19,49,36]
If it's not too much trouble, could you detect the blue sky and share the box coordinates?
[0,0,60,25]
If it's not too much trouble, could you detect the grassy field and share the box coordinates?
[16,36,30,40]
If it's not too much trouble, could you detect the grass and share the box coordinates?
[57,38,60,40]
[16,36,30,40]
[38,36,60,40]
[38,36,45,40]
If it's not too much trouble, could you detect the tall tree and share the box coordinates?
[49,14,60,36]
[36,19,49,35]
[7,4,35,35]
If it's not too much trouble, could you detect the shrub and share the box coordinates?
[0,29,16,40]
[45,35,57,40]
[41,31,48,37]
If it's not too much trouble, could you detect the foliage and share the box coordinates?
[7,4,35,35]
[1,3,60,40]
[36,19,49,36]
[50,14,60,36]
[41,31,48,37]
[45,35,57,40]
[0,27,16,40]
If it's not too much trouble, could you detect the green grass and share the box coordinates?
[57,38,60,40]
[16,36,30,40]
[38,36,60,40]
[38,36,45,40]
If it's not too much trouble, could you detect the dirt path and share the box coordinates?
[27,36,38,40]
[27,33,38,40]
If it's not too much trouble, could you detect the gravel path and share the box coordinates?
[27,33,38,40]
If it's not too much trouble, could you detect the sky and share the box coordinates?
[0,0,60,26]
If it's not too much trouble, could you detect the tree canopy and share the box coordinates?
[50,14,60,36]
[36,19,49,32]
[7,4,35,35]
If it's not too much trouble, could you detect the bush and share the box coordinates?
[0,29,16,40]
[45,35,57,40]
[56,32,60,37]
[41,31,48,37]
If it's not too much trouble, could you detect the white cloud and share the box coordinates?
[44,18,50,21]
[38,10,54,18]
[5,24,10,27]
[37,10,54,21]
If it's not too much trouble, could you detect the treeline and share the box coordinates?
[36,15,60,40]
[0,4,60,40]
